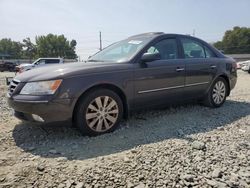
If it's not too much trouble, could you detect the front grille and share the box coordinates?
[9,79,20,95]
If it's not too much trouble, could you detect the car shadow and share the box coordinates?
[12,100,250,160]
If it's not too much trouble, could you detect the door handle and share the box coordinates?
[210,65,217,69]
[176,68,185,72]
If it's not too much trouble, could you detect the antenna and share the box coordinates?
[192,29,196,37]
[99,31,102,51]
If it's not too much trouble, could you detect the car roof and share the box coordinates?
[128,32,165,38]
[128,32,202,41]
[38,58,62,59]
[127,32,224,58]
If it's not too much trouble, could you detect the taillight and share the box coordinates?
[232,62,237,69]
[232,62,237,72]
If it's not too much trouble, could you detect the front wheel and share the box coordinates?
[75,89,123,136]
[203,77,228,108]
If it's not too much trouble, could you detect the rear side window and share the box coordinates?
[45,59,60,64]
[204,46,216,58]
[146,38,178,60]
[181,38,205,59]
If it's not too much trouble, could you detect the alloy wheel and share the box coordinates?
[85,96,119,132]
[212,81,226,104]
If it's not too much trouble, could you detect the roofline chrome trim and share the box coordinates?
[138,82,209,94]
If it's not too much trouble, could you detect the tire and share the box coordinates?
[75,89,123,136]
[203,77,228,108]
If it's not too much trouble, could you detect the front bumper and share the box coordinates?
[7,95,75,123]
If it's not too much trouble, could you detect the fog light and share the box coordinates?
[31,114,44,122]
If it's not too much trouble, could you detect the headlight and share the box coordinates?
[20,79,62,95]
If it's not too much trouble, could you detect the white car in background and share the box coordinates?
[241,60,250,73]
[17,58,64,73]
[236,60,250,69]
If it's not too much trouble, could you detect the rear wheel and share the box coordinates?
[75,89,123,136]
[203,77,228,108]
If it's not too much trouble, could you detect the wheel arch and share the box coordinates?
[210,74,230,96]
[218,74,230,96]
[72,83,129,123]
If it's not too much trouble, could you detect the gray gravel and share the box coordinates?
[0,71,249,188]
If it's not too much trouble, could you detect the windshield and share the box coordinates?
[88,38,151,63]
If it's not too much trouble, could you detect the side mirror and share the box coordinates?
[219,50,225,54]
[141,52,161,63]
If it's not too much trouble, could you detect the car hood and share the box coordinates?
[19,63,33,67]
[14,62,131,82]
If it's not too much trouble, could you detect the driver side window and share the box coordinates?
[147,46,159,54]
[146,38,178,60]
[36,60,45,65]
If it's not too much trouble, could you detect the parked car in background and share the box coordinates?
[237,60,250,69]
[7,33,237,136]
[241,60,250,73]
[0,61,19,72]
[16,58,64,73]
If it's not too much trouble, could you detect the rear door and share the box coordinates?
[133,37,185,108]
[180,37,218,99]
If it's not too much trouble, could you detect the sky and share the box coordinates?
[1,0,250,60]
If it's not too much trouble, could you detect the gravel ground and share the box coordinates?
[0,71,249,188]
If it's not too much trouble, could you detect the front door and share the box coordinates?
[133,38,185,109]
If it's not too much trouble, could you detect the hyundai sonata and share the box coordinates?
[7,32,237,135]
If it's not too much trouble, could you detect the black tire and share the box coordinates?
[75,89,123,136]
[203,77,228,108]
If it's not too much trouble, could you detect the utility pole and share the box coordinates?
[99,31,102,51]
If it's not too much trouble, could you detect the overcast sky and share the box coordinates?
[1,0,250,60]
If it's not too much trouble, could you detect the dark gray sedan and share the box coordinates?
[7,32,237,135]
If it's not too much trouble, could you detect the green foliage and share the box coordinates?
[0,34,77,59]
[214,26,250,54]
[0,38,23,59]
[36,34,77,59]
[22,38,37,59]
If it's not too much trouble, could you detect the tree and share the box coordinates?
[214,26,250,54]
[0,38,23,59]
[35,34,77,59]
[22,38,37,61]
